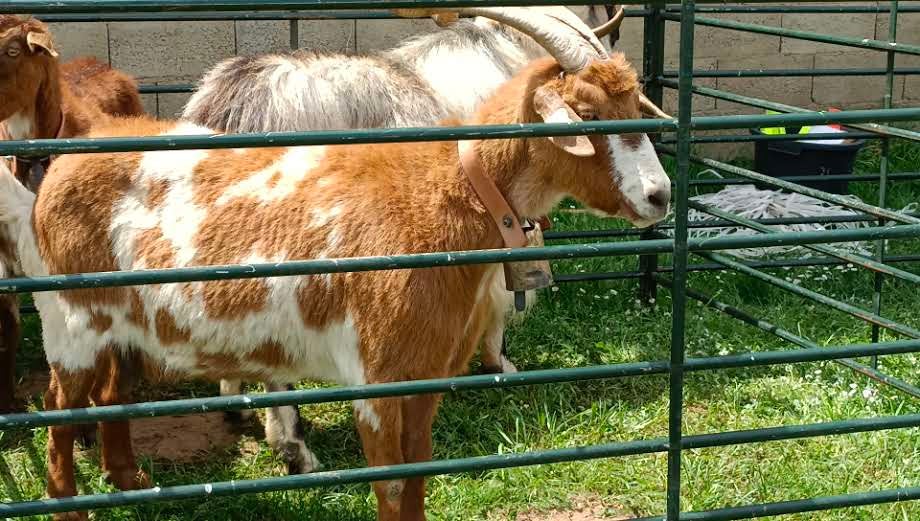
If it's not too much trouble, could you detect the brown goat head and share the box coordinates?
[516,54,671,227]
[0,15,59,123]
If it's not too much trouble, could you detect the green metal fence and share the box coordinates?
[0,1,919,519]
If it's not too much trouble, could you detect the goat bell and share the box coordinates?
[503,220,554,310]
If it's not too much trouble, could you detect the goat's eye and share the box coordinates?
[6,47,20,57]
[581,112,599,121]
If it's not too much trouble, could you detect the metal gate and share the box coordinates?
[1,1,919,519]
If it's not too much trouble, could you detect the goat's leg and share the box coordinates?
[45,365,94,521]
[220,379,255,424]
[355,398,404,521]
[478,324,517,375]
[399,393,441,521]
[264,383,320,474]
[0,294,20,413]
[90,348,149,491]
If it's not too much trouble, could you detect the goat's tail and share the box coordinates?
[0,164,40,275]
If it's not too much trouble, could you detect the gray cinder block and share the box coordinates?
[813,50,887,106]
[717,53,816,109]
[109,21,235,82]
[781,12,878,55]
[356,18,434,53]
[47,22,109,63]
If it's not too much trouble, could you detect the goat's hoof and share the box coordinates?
[499,356,518,374]
[224,409,255,425]
[105,467,151,491]
[476,364,503,375]
[283,442,321,475]
[76,424,98,448]
[52,511,87,521]
[0,397,26,415]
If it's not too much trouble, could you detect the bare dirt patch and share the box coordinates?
[505,497,634,521]
[130,413,243,463]
[17,369,246,463]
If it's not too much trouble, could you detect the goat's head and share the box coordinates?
[473,6,668,226]
[394,6,668,226]
[0,15,58,123]
[521,54,669,227]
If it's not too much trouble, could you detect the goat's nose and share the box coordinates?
[645,185,670,209]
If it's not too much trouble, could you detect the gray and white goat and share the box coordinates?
[183,6,630,133]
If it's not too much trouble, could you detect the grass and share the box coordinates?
[1,138,919,521]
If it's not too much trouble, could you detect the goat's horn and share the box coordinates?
[391,8,457,27]
[638,92,672,119]
[395,6,607,73]
[593,5,624,39]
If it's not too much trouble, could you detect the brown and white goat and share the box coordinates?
[0,15,144,415]
[0,8,670,520]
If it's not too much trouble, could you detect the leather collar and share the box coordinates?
[458,139,528,249]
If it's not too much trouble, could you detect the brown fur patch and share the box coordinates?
[195,351,263,381]
[154,308,191,346]
[136,227,177,269]
[88,311,113,333]
[36,150,143,309]
[266,171,282,189]
[246,339,291,367]
[191,147,284,208]
[145,179,169,210]
[296,277,347,330]
[126,289,148,330]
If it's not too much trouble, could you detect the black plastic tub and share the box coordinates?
[750,128,866,195]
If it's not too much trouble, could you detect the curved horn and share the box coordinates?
[593,5,624,39]
[638,92,672,119]
[394,6,607,72]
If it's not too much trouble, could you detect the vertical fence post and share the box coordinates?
[290,18,300,50]
[667,1,695,520]
[871,0,897,364]
[640,1,667,305]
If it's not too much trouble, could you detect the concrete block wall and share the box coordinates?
[44,5,918,158]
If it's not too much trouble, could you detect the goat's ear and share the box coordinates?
[25,30,58,57]
[533,86,595,157]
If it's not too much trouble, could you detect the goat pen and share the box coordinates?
[1,1,919,520]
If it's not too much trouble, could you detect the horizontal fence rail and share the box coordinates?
[0,224,918,295]
[662,13,920,56]
[3,109,919,158]
[3,338,920,429]
[10,0,914,14]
